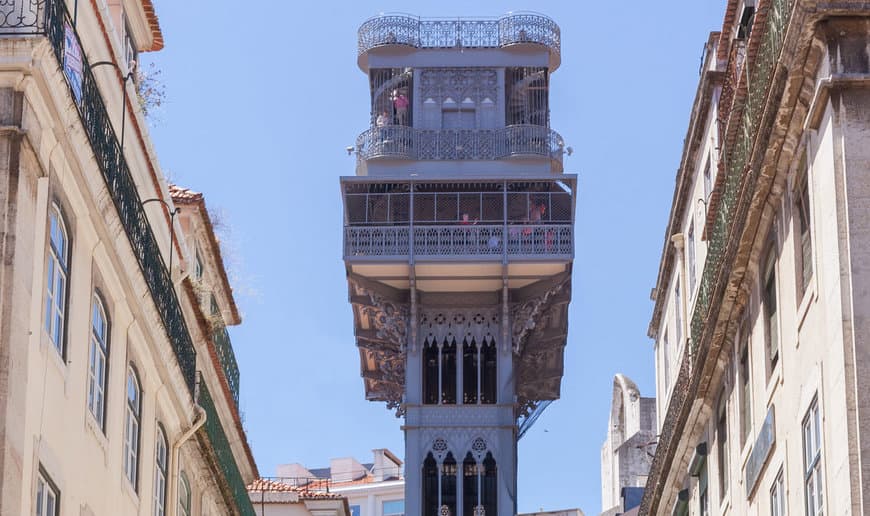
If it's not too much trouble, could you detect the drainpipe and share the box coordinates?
[168,405,207,516]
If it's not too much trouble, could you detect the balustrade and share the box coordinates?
[356,125,564,166]
[358,13,560,68]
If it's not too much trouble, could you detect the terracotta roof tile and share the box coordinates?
[141,0,164,51]
[168,184,203,203]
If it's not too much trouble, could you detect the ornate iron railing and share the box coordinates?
[358,12,560,67]
[356,124,565,166]
[197,377,257,516]
[2,5,253,513]
[24,0,201,392]
[213,325,241,408]
[344,224,572,259]
[641,0,795,513]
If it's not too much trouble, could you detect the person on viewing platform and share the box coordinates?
[376,111,390,127]
[392,89,409,125]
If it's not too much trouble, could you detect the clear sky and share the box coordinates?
[143,1,726,513]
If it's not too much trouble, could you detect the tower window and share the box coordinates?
[424,338,457,405]
[463,338,497,405]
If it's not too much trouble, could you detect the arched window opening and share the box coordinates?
[44,204,70,355]
[88,293,109,428]
[178,472,191,516]
[441,341,456,404]
[154,425,168,516]
[482,453,497,516]
[462,338,497,405]
[463,453,480,516]
[441,453,457,516]
[481,341,497,404]
[124,367,141,490]
[463,339,479,404]
[423,338,457,405]
[423,453,438,516]
[424,343,439,404]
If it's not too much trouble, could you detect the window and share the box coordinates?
[122,17,137,74]
[674,283,683,348]
[703,155,713,203]
[424,338,456,405]
[35,469,59,516]
[687,222,697,295]
[698,462,709,516]
[662,329,670,392]
[762,248,779,373]
[462,338,497,405]
[716,392,729,501]
[382,499,404,516]
[87,294,109,428]
[193,247,203,280]
[154,426,168,516]
[795,155,813,299]
[738,321,752,446]
[803,397,824,516]
[178,472,191,516]
[349,505,361,516]
[506,67,549,126]
[422,452,456,516]
[123,367,141,489]
[44,204,70,356]
[770,468,785,516]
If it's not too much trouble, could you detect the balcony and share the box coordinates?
[342,179,575,263]
[212,323,241,408]
[358,12,561,71]
[356,124,565,171]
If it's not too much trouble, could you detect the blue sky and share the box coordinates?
[143,1,726,513]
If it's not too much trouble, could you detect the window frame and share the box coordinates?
[770,467,785,516]
[44,203,71,358]
[737,318,752,447]
[123,365,142,490]
[178,471,191,516]
[793,149,814,303]
[761,243,780,377]
[716,390,730,503]
[154,424,168,516]
[35,467,60,516]
[803,396,824,516]
[382,499,405,516]
[87,292,110,430]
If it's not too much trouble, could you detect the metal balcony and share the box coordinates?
[358,12,561,71]
[342,178,576,262]
[356,124,565,171]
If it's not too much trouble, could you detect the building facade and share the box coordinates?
[600,375,655,516]
[341,13,575,516]
[644,1,870,515]
[0,1,256,515]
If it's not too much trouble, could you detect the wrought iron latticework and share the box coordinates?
[197,376,257,516]
[358,13,561,70]
[641,0,796,513]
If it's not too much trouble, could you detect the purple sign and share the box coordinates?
[63,22,83,104]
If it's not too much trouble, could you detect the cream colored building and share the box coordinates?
[643,1,870,515]
[0,1,256,515]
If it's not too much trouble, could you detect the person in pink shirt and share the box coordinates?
[391,89,409,125]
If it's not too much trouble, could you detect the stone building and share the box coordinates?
[341,12,574,516]
[600,375,655,516]
[643,0,870,515]
[0,1,256,515]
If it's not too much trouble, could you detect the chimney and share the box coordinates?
[372,448,402,481]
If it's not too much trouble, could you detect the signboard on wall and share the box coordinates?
[63,21,83,104]
[745,406,776,496]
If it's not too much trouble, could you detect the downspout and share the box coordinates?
[168,405,207,516]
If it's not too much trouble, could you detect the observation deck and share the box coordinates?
[355,124,565,174]
[357,12,561,72]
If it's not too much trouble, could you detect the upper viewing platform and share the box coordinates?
[357,12,561,72]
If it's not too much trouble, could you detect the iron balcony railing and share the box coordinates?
[197,376,257,516]
[358,12,561,69]
[640,0,796,513]
[213,324,241,408]
[345,224,573,260]
[1,3,252,514]
[14,0,201,391]
[356,124,565,167]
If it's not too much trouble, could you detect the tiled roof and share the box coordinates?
[168,184,203,203]
[247,479,343,499]
[141,0,164,51]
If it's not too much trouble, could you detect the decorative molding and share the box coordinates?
[509,277,568,355]
[420,308,499,348]
[420,68,498,105]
